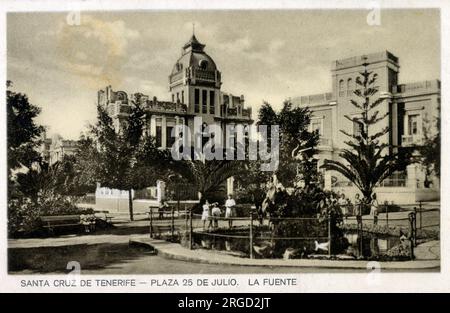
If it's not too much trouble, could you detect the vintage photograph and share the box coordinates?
[6,9,440,275]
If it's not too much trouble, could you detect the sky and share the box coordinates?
[7,9,440,139]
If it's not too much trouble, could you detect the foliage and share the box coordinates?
[167,156,244,211]
[89,99,166,220]
[7,81,45,173]
[321,63,407,203]
[257,101,320,187]
[418,112,440,182]
[8,189,94,237]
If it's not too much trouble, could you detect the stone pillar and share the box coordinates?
[150,115,156,136]
[157,180,166,203]
[226,176,234,196]
[161,116,167,148]
[324,171,332,190]
[407,164,418,189]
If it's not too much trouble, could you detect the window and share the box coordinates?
[353,119,364,137]
[209,90,215,114]
[202,90,208,114]
[181,90,184,104]
[156,126,162,147]
[166,126,175,148]
[176,93,179,102]
[347,78,353,96]
[194,89,200,113]
[199,59,208,70]
[172,94,175,103]
[408,114,419,135]
[339,79,345,97]
[311,119,322,135]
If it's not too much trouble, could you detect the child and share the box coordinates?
[211,203,221,229]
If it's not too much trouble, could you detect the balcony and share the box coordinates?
[401,134,423,147]
[194,69,216,82]
[146,101,188,114]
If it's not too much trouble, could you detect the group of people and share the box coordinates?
[201,194,236,230]
[321,192,380,225]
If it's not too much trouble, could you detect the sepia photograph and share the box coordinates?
[5,6,441,279]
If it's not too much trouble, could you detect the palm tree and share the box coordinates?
[321,60,406,204]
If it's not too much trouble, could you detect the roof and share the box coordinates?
[171,35,218,75]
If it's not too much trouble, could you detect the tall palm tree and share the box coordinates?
[321,60,407,203]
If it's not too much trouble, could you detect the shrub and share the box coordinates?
[8,190,91,237]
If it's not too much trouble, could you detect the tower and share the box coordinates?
[169,34,222,126]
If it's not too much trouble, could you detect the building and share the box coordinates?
[39,132,78,165]
[95,34,253,212]
[292,51,440,204]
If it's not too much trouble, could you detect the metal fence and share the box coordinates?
[147,201,438,261]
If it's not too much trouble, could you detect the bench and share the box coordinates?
[40,215,82,233]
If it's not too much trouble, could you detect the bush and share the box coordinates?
[8,190,91,237]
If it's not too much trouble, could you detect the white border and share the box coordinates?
[0,0,448,293]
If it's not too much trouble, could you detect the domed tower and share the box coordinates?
[169,34,222,124]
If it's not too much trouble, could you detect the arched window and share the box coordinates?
[347,78,353,96]
[339,79,344,97]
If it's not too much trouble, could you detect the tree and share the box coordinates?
[7,80,45,177]
[321,62,406,203]
[258,101,320,188]
[418,112,440,183]
[90,97,165,220]
[168,155,244,209]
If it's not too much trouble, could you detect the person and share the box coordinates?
[201,200,212,230]
[353,193,362,226]
[158,201,169,220]
[211,202,221,229]
[225,194,236,229]
[338,193,349,218]
[370,193,379,225]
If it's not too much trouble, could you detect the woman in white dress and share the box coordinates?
[202,200,212,230]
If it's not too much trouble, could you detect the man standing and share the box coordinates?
[225,194,236,229]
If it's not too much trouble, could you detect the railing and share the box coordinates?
[296,92,333,105]
[194,69,215,82]
[169,71,183,84]
[147,200,439,260]
[401,134,423,147]
[147,101,188,113]
[396,80,440,94]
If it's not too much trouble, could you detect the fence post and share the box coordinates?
[408,212,416,260]
[328,213,332,257]
[184,205,188,235]
[413,207,417,246]
[189,209,193,250]
[149,207,153,238]
[419,201,423,230]
[171,206,175,241]
[249,211,254,259]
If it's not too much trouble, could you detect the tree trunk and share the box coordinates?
[128,189,134,221]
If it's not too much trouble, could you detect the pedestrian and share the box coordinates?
[225,194,236,228]
[158,201,169,220]
[338,193,348,218]
[211,202,221,229]
[202,200,212,230]
[354,193,362,225]
[370,193,379,225]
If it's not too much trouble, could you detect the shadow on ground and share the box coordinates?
[8,242,154,274]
